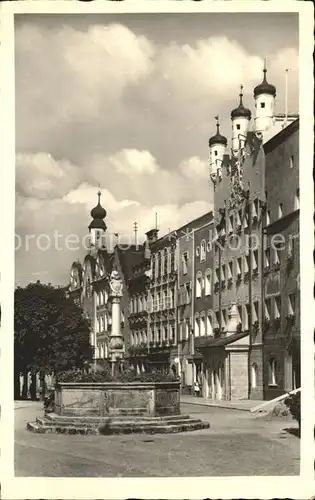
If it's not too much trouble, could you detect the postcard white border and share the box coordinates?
[0,1,314,499]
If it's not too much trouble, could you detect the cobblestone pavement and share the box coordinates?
[15,402,300,477]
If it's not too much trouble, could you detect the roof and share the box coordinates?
[195,331,249,348]
[263,118,299,154]
[116,244,145,282]
[254,68,276,98]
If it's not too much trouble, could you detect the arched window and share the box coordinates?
[268,358,278,386]
[205,269,212,296]
[200,240,206,262]
[251,363,258,389]
[200,313,206,336]
[195,313,200,337]
[196,271,203,298]
[207,311,213,336]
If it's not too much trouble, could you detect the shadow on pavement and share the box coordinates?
[284,427,300,438]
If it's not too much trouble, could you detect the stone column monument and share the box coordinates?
[108,270,124,377]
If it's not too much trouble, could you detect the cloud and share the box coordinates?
[14,19,298,286]
[16,152,82,199]
[107,149,160,175]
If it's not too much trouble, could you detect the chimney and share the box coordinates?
[145,228,159,246]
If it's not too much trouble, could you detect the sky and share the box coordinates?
[14,12,299,287]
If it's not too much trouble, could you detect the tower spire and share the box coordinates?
[215,115,220,133]
[239,84,244,106]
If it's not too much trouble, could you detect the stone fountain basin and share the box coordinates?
[54,381,180,417]
[27,381,210,434]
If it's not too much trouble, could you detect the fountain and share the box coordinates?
[27,271,210,435]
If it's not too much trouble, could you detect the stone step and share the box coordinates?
[28,421,99,435]
[37,416,203,428]
[27,418,210,435]
[45,413,191,424]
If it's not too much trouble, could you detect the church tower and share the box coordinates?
[88,189,107,249]
[231,85,251,157]
[253,61,276,134]
[209,116,227,181]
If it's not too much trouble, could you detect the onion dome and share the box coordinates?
[254,62,276,98]
[89,190,107,231]
[231,85,251,120]
[209,116,227,147]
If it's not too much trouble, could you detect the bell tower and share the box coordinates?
[254,60,276,133]
[231,85,251,158]
[88,188,107,249]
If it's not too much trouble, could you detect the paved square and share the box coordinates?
[15,402,300,477]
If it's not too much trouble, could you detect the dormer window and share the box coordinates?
[261,102,265,108]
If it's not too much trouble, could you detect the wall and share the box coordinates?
[263,120,300,400]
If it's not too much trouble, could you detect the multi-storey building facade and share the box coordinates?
[205,67,299,401]
[263,118,300,400]
[147,230,177,372]
[126,238,151,373]
[177,212,213,393]
[68,191,142,368]
[67,65,299,403]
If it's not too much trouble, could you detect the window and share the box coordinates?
[228,261,233,279]
[237,257,242,277]
[244,254,249,274]
[200,240,206,262]
[182,251,189,275]
[253,301,259,323]
[268,358,278,386]
[207,313,213,336]
[236,124,240,130]
[288,293,296,316]
[196,272,203,298]
[200,315,206,336]
[243,304,249,331]
[261,102,265,108]
[266,210,271,225]
[164,249,168,275]
[221,264,226,283]
[274,247,280,265]
[214,311,220,328]
[294,189,300,210]
[274,296,281,319]
[205,269,212,295]
[251,364,258,389]
[289,155,294,168]
[185,318,190,340]
[214,268,219,284]
[185,282,192,303]
[252,249,258,271]
[264,247,270,268]
[278,203,283,218]
[214,150,218,156]
[194,315,200,337]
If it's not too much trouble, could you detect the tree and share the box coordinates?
[14,282,93,399]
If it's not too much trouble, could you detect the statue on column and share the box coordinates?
[108,270,124,376]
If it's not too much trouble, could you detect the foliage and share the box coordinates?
[284,392,301,428]
[57,367,179,384]
[14,282,93,377]
[57,368,112,383]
